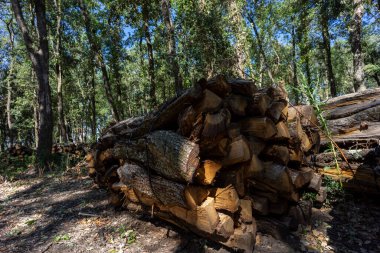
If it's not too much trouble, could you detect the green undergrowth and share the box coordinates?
[0,151,83,181]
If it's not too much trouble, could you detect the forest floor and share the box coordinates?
[1,165,380,253]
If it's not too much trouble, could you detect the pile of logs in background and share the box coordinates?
[86,75,355,252]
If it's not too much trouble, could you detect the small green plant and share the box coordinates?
[25,219,37,226]
[302,191,317,201]
[53,233,71,242]
[116,225,136,244]
[323,176,344,201]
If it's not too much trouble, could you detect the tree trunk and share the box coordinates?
[5,20,15,146]
[247,12,275,84]
[161,0,182,96]
[142,2,157,106]
[108,10,124,119]
[350,0,366,92]
[11,0,53,165]
[320,6,337,97]
[229,1,246,78]
[54,0,67,143]
[291,24,299,104]
[78,0,121,121]
[91,66,97,141]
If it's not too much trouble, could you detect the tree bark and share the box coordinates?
[78,0,121,121]
[53,0,67,143]
[142,2,157,106]
[161,0,182,96]
[11,0,53,165]
[320,5,337,97]
[108,10,124,119]
[291,24,299,104]
[247,12,275,85]
[5,19,15,146]
[91,65,97,141]
[350,0,366,92]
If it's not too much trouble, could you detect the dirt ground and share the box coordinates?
[1,171,379,253]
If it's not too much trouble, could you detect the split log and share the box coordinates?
[204,75,231,98]
[267,101,287,123]
[210,185,240,213]
[194,160,222,185]
[194,89,223,113]
[287,168,311,189]
[251,195,269,215]
[184,185,209,209]
[222,135,251,166]
[202,109,230,139]
[216,213,235,239]
[244,154,264,178]
[228,79,257,96]
[169,197,219,234]
[117,163,187,208]
[261,145,290,165]
[247,92,272,116]
[241,117,277,140]
[227,94,248,116]
[254,162,293,195]
[145,131,200,183]
[307,172,322,192]
[239,199,253,223]
[178,106,197,136]
[273,121,290,142]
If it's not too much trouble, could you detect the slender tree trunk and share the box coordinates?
[291,24,299,104]
[11,0,53,165]
[108,11,124,119]
[53,0,67,143]
[78,0,121,121]
[296,3,312,88]
[350,0,366,91]
[247,13,275,84]
[142,2,157,106]
[5,20,15,146]
[320,8,337,97]
[91,66,97,140]
[229,1,246,78]
[161,0,182,95]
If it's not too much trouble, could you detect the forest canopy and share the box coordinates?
[0,0,379,164]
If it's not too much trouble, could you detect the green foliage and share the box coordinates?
[116,225,136,244]
[0,0,379,149]
[53,233,71,242]
[323,176,345,203]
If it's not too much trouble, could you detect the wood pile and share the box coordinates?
[320,88,380,149]
[8,144,33,157]
[52,143,88,157]
[291,88,380,195]
[86,75,322,252]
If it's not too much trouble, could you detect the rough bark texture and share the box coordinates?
[118,163,187,207]
[78,0,120,121]
[54,0,67,143]
[350,0,366,92]
[142,1,156,106]
[320,4,337,97]
[11,0,53,164]
[320,88,380,146]
[161,0,182,95]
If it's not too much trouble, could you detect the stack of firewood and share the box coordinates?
[296,88,380,194]
[52,143,88,157]
[86,75,322,252]
[8,144,33,157]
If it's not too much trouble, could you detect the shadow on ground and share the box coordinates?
[1,172,379,253]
